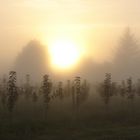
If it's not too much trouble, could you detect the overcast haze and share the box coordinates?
[0,0,140,80]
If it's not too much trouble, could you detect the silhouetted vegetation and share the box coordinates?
[0,70,140,139]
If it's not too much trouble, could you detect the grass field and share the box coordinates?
[0,115,140,140]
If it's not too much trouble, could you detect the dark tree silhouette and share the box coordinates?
[7,71,18,113]
[98,73,113,117]
[126,77,135,116]
[42,75,52,107]
[120,80,126,98]
[119,80,127,113]
[102,73,112,105]
[1,76,7,108]
[126,77,134,100]
[57,81,63,100]
[80,79,90,104]
[72,81,76,114]
[42,75,52,120]
[74,76,81,118]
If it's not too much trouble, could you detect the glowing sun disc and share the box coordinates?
[49,39,80,69]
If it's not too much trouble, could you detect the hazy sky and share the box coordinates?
[0,0,140,73]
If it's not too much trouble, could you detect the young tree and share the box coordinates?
[119,80,127,114]
[126,77,135,116]
[58,81,63,100]
[120,80,126,98]
[99,73,113,117]
[74,76,81,118]
[1,76,7,109]
[80,79,90,104]
[7,71,18,113]
[71,81,76,114]
[42,75,52,108]
[102,73,112,105]
[126,77,134,100]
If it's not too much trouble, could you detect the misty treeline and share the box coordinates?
[14,28,140,82]
[0,71,90,121]
[1,70,140,123]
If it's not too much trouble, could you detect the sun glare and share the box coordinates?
[49,39,81,70]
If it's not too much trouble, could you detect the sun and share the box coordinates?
[49,39,81,70]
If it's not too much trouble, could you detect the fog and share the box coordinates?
[1,1,140,139]
[0,0,140,82]
[2,28,136,84]
[14,40,50,83]
[1,29,140,83]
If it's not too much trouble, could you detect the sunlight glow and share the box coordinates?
[49,39,81,70]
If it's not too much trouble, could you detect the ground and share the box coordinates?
[0,119,140,140]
